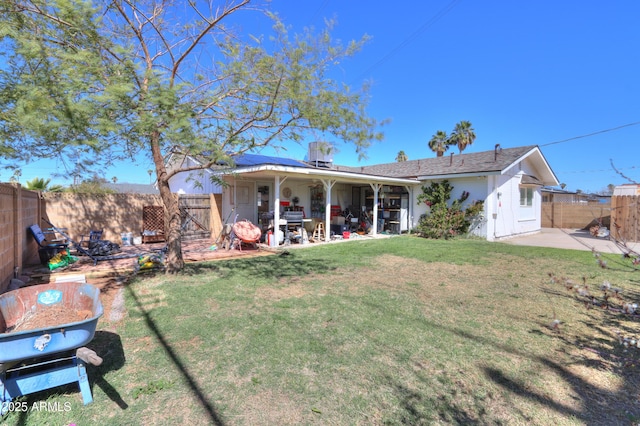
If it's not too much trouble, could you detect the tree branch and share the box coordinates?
[172,0,251,84]
[610,159,639,184]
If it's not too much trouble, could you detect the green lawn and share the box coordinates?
[4,236,639,425]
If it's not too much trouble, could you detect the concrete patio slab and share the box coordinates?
[502,228,639,255]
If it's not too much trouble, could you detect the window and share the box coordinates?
[520,187,534,207]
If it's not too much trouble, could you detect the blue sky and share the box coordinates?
[6,1,640,193]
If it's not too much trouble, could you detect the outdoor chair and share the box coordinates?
[28,224,69,265]
[41,218,135,266]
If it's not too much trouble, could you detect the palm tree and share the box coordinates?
[428,130,450,157]
[450,120,476,154]
[24,177,65,192]
[25,177,51,191]
[395,150,408,162]
[48,184,65,193]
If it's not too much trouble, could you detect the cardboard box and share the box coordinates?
[331,216,345,225]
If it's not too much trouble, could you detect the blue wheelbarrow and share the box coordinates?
[0,281,104,413]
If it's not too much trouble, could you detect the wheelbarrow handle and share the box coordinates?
[76,347,103,366]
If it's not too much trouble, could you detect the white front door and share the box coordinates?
[235,182,256,223]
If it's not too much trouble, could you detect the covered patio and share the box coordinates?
[220,159,419,247]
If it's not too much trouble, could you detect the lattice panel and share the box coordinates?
[142,205,165,243]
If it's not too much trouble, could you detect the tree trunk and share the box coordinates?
[150,133,184,273]
[158,176,184,273]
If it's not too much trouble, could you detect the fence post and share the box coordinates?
[633,196,637,242]
[210,194,222,240]
[12,184,23,278]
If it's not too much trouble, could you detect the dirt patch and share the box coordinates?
[240,389,306,425]
[108,287,126,322]
[295,254,509,299]
[256,283,308,301]
[175,336,203,352]
[92,277,127,324]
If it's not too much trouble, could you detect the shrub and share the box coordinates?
[415,180,484,239]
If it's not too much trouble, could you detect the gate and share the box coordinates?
[611,195,639,242]
[179,195,212,240]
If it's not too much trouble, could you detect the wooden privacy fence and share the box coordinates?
[180,194,215,240]
[541,202,611,230]
[0,184,222,293]
[611,195,639,242]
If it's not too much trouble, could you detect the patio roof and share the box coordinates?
[227,162,420,186]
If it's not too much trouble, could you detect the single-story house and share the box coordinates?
[542,187,609,204]
[167,143,559,245]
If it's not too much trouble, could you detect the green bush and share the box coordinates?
[415,180,484,239]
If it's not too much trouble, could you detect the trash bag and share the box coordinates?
[87,240,121,256]
[48,250,78,271]
[135,252,164,271]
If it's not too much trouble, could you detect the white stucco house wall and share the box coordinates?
[167,144,559,244]
[166,155,223,195]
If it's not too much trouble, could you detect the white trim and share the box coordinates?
[226,164,418,185]
[417,171,501,180]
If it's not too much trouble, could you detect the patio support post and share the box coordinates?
[370,183,382,236]
[322,179,336,242]
[273,176,287,247]
[404,185,413,233]
[273,176,279,247]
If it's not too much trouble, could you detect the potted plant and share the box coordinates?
[292,196,299,207]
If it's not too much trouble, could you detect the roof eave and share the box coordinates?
[417,171,499,180]
[226,164,420,185]
[511,146,560,186]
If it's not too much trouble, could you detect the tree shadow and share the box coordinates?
[182,251,337,281]
[86,331,128,410]
[124,284,226,425]
[376,317,639,425]
[382,373,489,425]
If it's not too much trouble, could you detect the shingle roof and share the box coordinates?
[106,183,159,194]
[331,145,538,178]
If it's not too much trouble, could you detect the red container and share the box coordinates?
[342,231,350,239]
